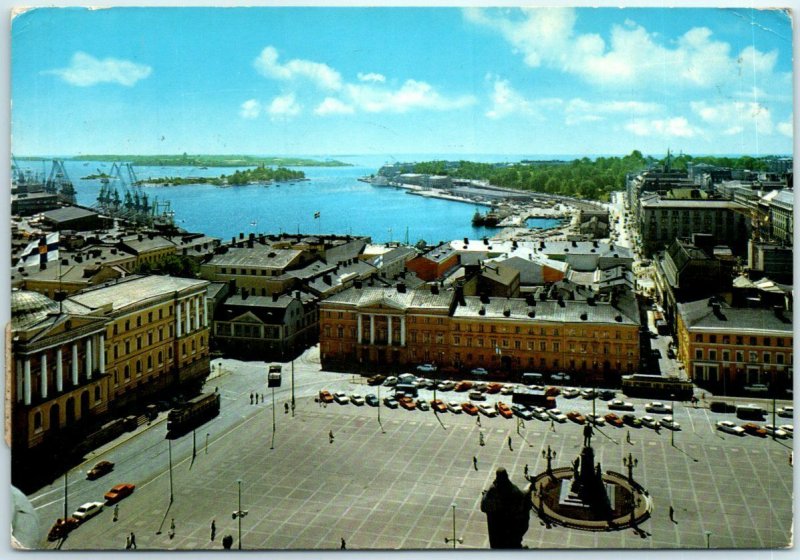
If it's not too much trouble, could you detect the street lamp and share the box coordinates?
[443,504,463,549]
[168,438,174,504]
[623,453,638,483]
[670,393,676,447]
[232,479,248,550]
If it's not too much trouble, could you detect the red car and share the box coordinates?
[86,460,115,480]
[567,411,586,425]
[461,402,479,416]
[495,402,513,419]
[430,399,448,413]
[604,413,624,427]
[318,390,334,403]
[104,483,136,504]
[398,396,417,411]
[545,386,561,397]
[454,381,473,392]
[47,518,79,541]
[742,423,767,437]
[486,383,503,394]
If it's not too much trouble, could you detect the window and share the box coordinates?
[736,336,743,345]
[722,350,730,362]
[113,324,118,335]
[168,347,173,359]
[694,334,702,343]
[159,309,163,320]
[158,351,163,365]
[148,333,153,345]
[695,349,703,360]
[136,360,142,375]
[553,329,559,336]
[125,320,130,331]
[113,346,119,359]
[137,316,141,328]
[148,312,153,323]
[454,336,460,346]
[777,354,785,365]
[124,365,130,380]
[514,340,521,350]
[750,337,757,345]
[540,341,547,352]
[94,386,101,402]
[764,337,771,347]
[553,342,560,352]
[708,350,717,361]
[137,337,142,350]
[777,338,785,347]
[736,351,744,362]
[722,335,730,344]
[764,353,771,364]
[709,335,716,343]
[182,343,187,357]
[33,412,42,431]
[749,351,758,363]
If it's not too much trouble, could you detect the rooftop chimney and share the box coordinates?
[354,280,362,289]
[241,288,249,300]
[397,283,406,293]
[323,274,332,285]
[431,284,439,295]
[239,232,244,240]
[272,292,279,302]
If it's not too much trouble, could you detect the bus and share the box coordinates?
[736,405,766,421]
[512,388,556,409]
[167,393,221,437]
[621,374,694,400]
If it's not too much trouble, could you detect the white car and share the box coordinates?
[447,401,463,414]
[437,380,456,391]
[547,408,568,423]
[562,388,580,399]
[478,403,497,417]
[586,413,606,427]
[779,424,793,437]
[416,364,437,373]
[717,420,745,436]
[661,416,681,431]
[333,392,349,405]
[765,424,789,439]
[73,501,104,522]
[608,399,635,411]
[383,376,398,387]
[349,394,365,406]
[777,406,794,418]
[469,390,487,401]
[551,372,570,382]
[641,415,660,429]
[500,384,515,395]
[645,401,673,414]
[532,407,550,422]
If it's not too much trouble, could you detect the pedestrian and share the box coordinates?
[211,519,216,541]
[285,402,289,414]
[479,432,485,446]
[125,535,131,549]
[524,464,529,477]
[170,518,175,539]
[668,506,675,523]
[550,419,555,432]
[113,503,119,522]
[473,456,478,471]
[341,537,347,549]
[329,430,334,444]
[250,393,254,405]
[626,430,632,444]
[130,532,137,549]
[508,436,513,450]
[261,393,264,403]
[476,416,481,427]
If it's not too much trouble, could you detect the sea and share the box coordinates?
[61,154,566,244]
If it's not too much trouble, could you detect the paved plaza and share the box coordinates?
[32,354,794,551]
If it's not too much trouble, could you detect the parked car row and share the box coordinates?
[717,420,793,439]
[48,480,136,541]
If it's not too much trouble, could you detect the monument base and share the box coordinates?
[558,479,616,509]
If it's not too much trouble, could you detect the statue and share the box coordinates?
[572,457,580,480]
[480,468,532,549]
[583,423,594,447]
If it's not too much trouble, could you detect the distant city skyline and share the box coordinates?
[11,7,794,157]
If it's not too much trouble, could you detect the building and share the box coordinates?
[40,206,109,231]
[200,244,307,296]
[747,240,793,282]
[319,284,640,383]
[11,192,60,216]
[676,299,793,395]
[405,243,459,281]
[767,190,793,245]
[119,234,178,268]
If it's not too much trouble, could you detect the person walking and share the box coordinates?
[668,506,675,523]
[340,537,347,549]
[479,431,485,446]
[169,518,176,539]
[476,415,481,427]
[113,504,119,522]
[507,436,513,451]
[249,393,254,405]
[473,456,478,471]
[626,430,632,444]
[125,535,131,549]
[130,532,137,549]
[329,430,334,444]
[524,464,529,477]
[550,419,555,432]
[211,519,216,541]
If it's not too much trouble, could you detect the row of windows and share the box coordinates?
[220,267,279,276]
[112,337,204,386]
[694,348,792,365]
[694,333,788,347]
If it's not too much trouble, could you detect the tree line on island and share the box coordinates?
[411,151,782,202]
[138,165,306,187]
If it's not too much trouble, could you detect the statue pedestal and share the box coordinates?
[558,479,616,510]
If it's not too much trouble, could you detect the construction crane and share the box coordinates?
[44,159,76,203]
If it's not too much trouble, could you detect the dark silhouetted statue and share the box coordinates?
[480,468,532,549]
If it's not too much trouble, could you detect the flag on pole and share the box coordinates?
[17,232,59,268]
[314,211,320,219]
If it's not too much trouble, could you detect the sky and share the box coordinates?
[10,6,795,157]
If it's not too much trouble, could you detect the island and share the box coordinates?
[81,173,112,180]
[137,165,306,187]
[67,154,351,167]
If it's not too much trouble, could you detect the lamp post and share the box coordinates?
[670,393,676,447]
[168,438,174,504]
[623,453,638,483]
[443,504,463,549]
[271,386,276,450]
[542,446,557,477]
[232,479,248,550]
[63,470,68,521]
[291,359,296,418]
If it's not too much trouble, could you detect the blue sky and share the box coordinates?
[11,7,794,157]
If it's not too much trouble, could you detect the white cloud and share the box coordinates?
[565,98,662,125]
[314,97,354,116]
[357,72,386,83]
[777,119,793,137]
[254,46,342,90]
[239,99,261,119]
[465,8,780,90]
[485,78,535,119]
[267,93,302,120]
[46,51,151,87]
[690,101,773,135]
[345,80,475,113]
[625,117,698,138]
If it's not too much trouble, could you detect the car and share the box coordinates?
[333,392,350,405]
[716,420,745,436]
[551,372,570,382]
[744,384,769,394]
[365,394,378,407]
[547,408,567,423]
[350,394,365,406]
[511,404,533,420]
[544,386,561,397]
[500,384,515,395]
[604,413,624,427]
[416,399,430,411]
[461,402,479,416]
[567,411,586,424]
[598,390,616,401]
[641,415,660,429]
[622,414,642,428]
[471,367,489,376]
[741,423,767,437]
[580,388,598,400]
[478,403,497,417]
[86,460,115,480]
[661,416,681,431]
[645,401,673,414]
[318,390,334,403]
[532,407,550,422]
[586,413,606,427]
[777,406,794,418]
[383,396,399,409]
[417,363,437,373]
[446,401,463,414]
[454,381,473,392]
[398,373,418,385]
[72,501,104,522]
[710,401,737,413]
[779,424,793,438]
[383,376,398,387]
[418,378,435,389]
[609,399,635,411]
[473,382,488,392]
[437,380,456,391]
[398,396,417,411]
[47,517,80,541]
[367,374,386,386]
[486,382,503,394]
[469,390,487,401]
[495,402,513,419]
[764,424,788,439]
[562,388,580,399]
[430,399,448,413]
[104,483,135,504]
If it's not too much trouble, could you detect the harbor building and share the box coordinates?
[405,243,459,281]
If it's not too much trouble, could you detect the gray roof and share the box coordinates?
[41,206,99,223]
[535,240,633,260]
[207,246,303,269]
[69,275,209,313]
[640,198,743,209]
[677,299,792,335]
[120,235,176,254]
[419,244,458,264]
[324,286,454,310]
[452,295,638,325]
